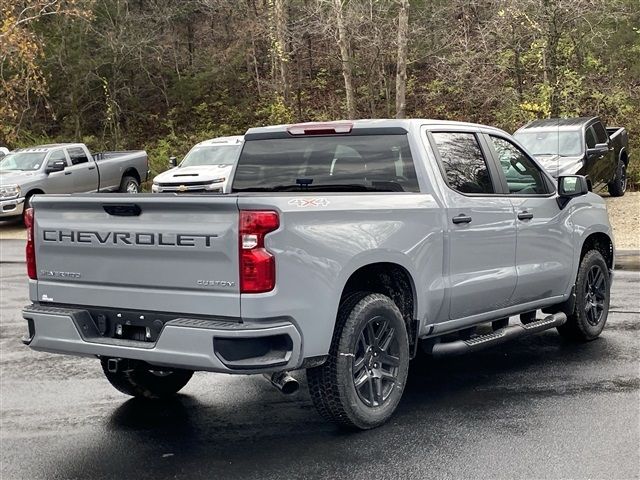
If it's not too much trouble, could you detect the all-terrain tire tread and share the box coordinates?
[307,291,370,427]
[557,250,609,342]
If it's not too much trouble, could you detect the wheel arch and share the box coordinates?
[338,262,418,353]
[122,168,141,184]
[619,148,629,166]
[24,188,45,200]
[580,231,614,271]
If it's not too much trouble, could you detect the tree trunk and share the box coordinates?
[395,0,409,118]
[333,0,356,119]
[273,0,290,102]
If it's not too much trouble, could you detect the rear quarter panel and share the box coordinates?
[237,193,445,358]
[96,151,148,191]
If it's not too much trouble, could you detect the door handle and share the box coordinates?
[64,171,72,175]
[88,166,96,170]
[518,211,534,220]
[452,214,472,224]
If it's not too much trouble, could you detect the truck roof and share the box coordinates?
[13,143,86,153]
[194,136,244,148]
[244,119,508,138]
[516,117,599,132]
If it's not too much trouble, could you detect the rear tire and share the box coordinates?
[119,175,140,193]
[101,358,193,399]
[307,292,410,430]
[608,159,627,197]
[557,250,610,341]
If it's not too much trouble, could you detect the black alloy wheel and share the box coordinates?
[583,264,607,326]
[352,316,401,407]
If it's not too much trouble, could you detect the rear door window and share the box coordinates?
[232,134,419,192]
[67,147,89,165]
[592,122,608,144]
[585,128,597,148]
[430,132,495,194]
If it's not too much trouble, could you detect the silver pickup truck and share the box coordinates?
[21,120,614,429]
[0,143,148,222]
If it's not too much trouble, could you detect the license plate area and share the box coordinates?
[36,303,239,345]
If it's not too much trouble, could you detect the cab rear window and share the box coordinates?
[232,134,419,192]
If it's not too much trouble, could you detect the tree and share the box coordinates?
[395,0,409,118]
[332,0,356,119]
[0,0,90,142]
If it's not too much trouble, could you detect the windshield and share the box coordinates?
[0,152,46,171]
[180,145,241,167]
[232,134,419,192]
[514,130,583,157]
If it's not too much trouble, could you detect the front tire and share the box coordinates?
[307,293,410,429]
[21,195,33,226]
[608,159,627,197]
[557,250,610,341]
[119,175,140,193]
[101,358,193,399]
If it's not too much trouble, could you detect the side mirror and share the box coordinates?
[169,156,178,168]
[45,160,66,173]
[557,175,588,209]
[586,143,608,158]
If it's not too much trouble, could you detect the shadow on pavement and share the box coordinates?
[43,329,634,480]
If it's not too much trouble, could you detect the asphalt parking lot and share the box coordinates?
[1,241,639,480]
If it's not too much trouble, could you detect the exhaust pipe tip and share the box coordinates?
[264,371,299,395]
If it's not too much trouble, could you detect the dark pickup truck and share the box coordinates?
[514,117,630,196]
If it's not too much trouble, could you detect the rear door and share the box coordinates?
[32,195,240,317]
[65,147,99,192]
[426,130,517,320]
[485,134,574,304]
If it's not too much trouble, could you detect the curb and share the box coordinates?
[615,250,640,271]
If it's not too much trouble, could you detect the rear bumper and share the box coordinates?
[0,197,25,218]
[22,305,303,374]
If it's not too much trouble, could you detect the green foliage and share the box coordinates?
[3,0,639,187]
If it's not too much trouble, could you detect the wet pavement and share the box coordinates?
[1,259,639,479]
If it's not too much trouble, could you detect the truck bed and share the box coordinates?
[92,150,148,191]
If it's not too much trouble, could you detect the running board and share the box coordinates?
[431,313,567,358]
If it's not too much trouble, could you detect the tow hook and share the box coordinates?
[263,371,299,395]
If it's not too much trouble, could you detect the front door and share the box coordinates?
[65,147,99,192]
[486,134,575,305]
[428,130,517,320]
[591,121,617,184]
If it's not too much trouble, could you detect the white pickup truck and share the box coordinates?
[151,136,243,194]
[0,143,148,222]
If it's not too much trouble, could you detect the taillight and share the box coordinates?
[239,210,279,293]
[24,208,37,280]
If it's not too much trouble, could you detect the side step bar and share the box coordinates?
[431,313,567,358]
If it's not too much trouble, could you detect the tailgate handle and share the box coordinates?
[103,204,142,216]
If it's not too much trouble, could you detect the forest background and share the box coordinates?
[2,0,638,185]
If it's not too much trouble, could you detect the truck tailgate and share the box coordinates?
[31,195,240,317]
